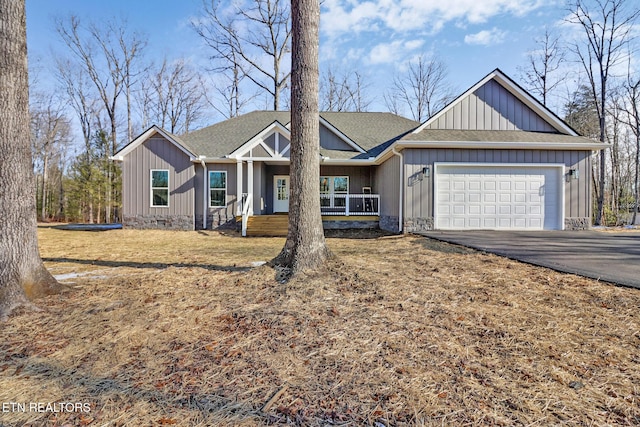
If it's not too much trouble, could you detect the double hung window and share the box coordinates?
[151,170,169,207]
[209,171,227,207]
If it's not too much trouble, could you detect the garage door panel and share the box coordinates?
[514,218,526,228]
[498,218,512,228]
[499,205,511,215]
[452,218,466,228]
[500,181,511,190]
[435,165,561,230]
[452,193,465,202]
[468,218,481,228]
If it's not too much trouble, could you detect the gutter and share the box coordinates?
[394,140,608,151]
[391,147,403,233]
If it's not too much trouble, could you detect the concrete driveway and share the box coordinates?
[418,230,640,289]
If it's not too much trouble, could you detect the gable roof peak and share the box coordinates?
[412,68,577,136]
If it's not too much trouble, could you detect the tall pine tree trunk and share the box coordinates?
[0,0,64,321]
[272,0,331,275]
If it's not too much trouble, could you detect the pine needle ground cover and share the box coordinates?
[1,226,639,426]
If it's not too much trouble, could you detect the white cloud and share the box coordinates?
[366,38,424,64]
[368,41,405,64]
[321,0,549,37]
[464,28,507,46]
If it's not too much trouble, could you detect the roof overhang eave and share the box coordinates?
[320,158,377,165]
[394,140,608,151]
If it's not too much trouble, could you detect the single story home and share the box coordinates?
[112,69,606,235]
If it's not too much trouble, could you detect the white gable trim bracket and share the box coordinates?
[111,125,198,161]
[412,69,578,136]
[319,116,366,154]
[229,121,291,160]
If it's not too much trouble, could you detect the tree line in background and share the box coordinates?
[31,0,640,226]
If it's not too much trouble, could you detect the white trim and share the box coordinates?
[236,161,243,216]
[374,139,606,165]
[230,157,291,163]
[392,148,403,232]
[319,116,366,153]
[433,162,565,231]
[412,69,578,136]
[150,169,170,208]
[396,140,606,151]
[257,140,277,157]
[229,121,290,159]
[247,161,254,215]
[209,170,227,208]
[112,125,197,161]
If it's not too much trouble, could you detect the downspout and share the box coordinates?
[392,148,403,233]
[200,159,207,230]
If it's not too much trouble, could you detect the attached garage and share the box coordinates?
[434,163,564,230]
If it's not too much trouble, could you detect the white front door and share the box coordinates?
[273,175,290,212]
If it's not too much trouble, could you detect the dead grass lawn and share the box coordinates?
[0,225,639,426]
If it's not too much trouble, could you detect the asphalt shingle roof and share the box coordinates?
[176,111,420,159]
[179,111,291,158]
[401,129,599,145]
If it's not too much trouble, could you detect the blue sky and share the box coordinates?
[25,0,571,122]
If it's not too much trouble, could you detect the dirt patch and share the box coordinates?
[0,228,638,425]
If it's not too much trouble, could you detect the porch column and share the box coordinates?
[247,160,254,215]
[236,160,243,216]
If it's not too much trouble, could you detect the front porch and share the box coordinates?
[230,159,382,236]
[239,214,381,236]
[239,192,381,236]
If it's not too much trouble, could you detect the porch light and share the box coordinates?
[422,166,430,178]
[569,168,579,180]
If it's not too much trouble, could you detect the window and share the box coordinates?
[320,176,348,207]
[151,170,169,207]
[209,171,227,207]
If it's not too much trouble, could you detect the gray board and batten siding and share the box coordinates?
[397,75,594,232]
[375,155,402,233]
[401,148,592,232]
[424,78,557,132]
[121,134,195,230]
[194,162,239,230]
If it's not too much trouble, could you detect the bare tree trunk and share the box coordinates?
[272,0,330,276]
[41,154,48,220]
[0,0,65,320]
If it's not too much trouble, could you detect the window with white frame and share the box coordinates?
[209,171,227,207]
[320,176,348,207]
[150,169,169,207]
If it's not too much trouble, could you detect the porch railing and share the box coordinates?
[320,193,380,216]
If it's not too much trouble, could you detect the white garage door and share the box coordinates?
[435,164,563,230]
